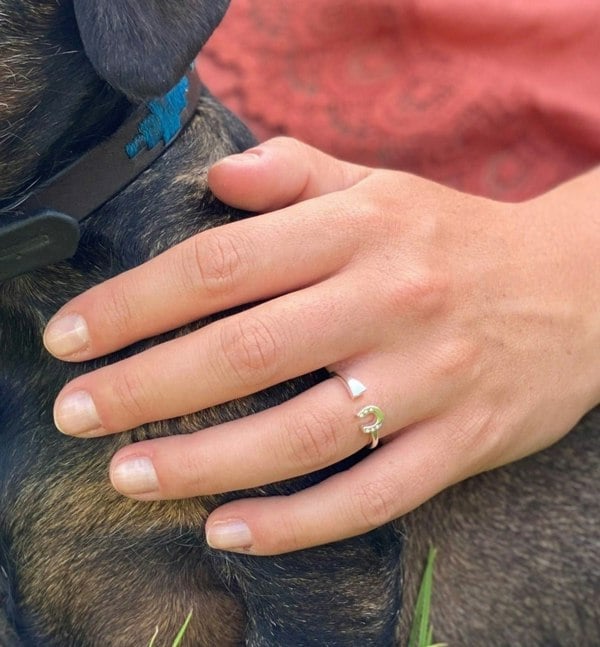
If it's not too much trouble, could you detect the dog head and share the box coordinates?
[0,0,230,203]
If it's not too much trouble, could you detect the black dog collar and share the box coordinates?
[0,67,201,283]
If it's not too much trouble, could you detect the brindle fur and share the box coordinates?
[0,2,598,646]
[0,2,401,645]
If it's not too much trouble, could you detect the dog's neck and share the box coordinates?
[0,69,201,283]
[0,83,129,211]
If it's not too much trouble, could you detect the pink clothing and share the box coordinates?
[198,0,600,201]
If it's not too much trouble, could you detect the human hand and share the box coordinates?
[43,137,600,554]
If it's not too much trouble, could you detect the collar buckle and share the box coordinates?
[0,211,80,283]
[0,66,201,283]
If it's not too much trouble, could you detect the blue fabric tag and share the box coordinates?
[125,75,190,159]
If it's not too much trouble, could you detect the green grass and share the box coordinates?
[148,610,192,647]
[408,547,446,647]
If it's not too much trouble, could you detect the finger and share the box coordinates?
[108,368,429,499]
[208,136,371,212]
[108,378,366,498]
[43,191,358,362]
[52,276,378,436]
[203,420,469,555]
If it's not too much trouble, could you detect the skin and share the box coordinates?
[43,136,600,555]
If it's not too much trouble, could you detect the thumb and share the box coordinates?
[208,136,371,212]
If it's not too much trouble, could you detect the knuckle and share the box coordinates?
[219,316,281,387]
[284,408,341,470]
[385,269,449,317]
[101,283,136,337]
[265,512,305,554]
[433,338,481,383]
[341,193,378,229]
[445,406,498,465]
[110,367,152,423]
[349,479,397,530]
[270,135,301,153]
[176,445,207,493]
[468,409,507,461]
[183,230,248,297]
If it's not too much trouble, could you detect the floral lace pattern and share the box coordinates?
[198,0,600,200]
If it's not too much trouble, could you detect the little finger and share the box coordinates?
[204,420,468,554]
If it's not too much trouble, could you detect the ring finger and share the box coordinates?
[108,367,429,500]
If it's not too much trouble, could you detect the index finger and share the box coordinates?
[43,139,370,362]
[42,196,355,361]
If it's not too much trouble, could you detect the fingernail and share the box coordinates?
[44,314,89,357]
[54,390,102,436]
[206,520,253,551]
[111,457,159,495]
[219,148,263,165]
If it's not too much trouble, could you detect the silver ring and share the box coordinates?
[332,373,384,449]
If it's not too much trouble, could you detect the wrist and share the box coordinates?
[523,166,600,410]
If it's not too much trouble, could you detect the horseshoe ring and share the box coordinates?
[332,373,385,449]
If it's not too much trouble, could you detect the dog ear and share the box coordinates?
[73,0,230,100]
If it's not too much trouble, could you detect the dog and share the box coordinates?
[0,1,598,645]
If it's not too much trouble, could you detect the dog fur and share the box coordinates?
[0,1,598,645]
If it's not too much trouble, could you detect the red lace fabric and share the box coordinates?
[198,0,600,201]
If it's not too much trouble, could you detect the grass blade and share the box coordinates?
[171,610,193,647]
[408,546,439,647]
[148,626,159,647]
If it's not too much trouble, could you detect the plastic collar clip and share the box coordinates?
[0,66,200,283]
